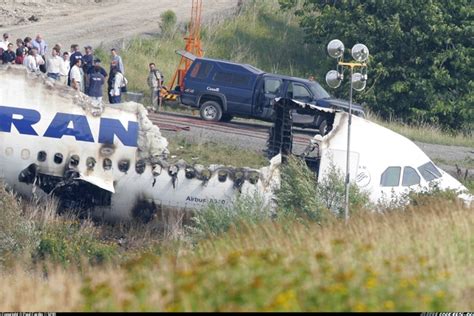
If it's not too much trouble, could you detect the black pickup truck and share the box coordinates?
[179,56,365,135]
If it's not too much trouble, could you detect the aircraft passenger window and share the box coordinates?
[292,84,312,101]
[37,151,47,162]
[70,155,80,167]
[380,167,401,187]
[103,158,112,171]
[418,162,442,182]
[54,153,63,164]
[118,160,130,173]
[86,157,96,170]
[264,78,282,95]
[402,167,421,187]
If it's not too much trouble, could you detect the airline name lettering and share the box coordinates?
[0,106,139,147]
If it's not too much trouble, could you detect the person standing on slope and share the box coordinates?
[147,62,163,112]
[109,64,126,104]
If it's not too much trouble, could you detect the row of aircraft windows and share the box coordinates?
[36,151,130,172]
[381,162,442,187]
[4,147,135,174]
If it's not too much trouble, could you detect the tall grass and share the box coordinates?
[368,113,474,148]
[0,196,471,311]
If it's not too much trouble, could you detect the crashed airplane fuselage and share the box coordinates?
[0,66,470,223]
[273,99,472,205]
[0,66,279,221]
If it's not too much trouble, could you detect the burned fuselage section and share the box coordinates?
[0,66,280,222]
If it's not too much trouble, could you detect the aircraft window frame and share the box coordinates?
[37,151,47,162]
[54,153,64,165]
[402,167,421,187]
[418,162,442,182]
[103,158,112,171]
[380,166,401,187]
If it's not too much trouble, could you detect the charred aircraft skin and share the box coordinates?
[0,66,280,222]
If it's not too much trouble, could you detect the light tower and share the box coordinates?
[325,39,369,223]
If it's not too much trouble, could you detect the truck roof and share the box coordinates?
[197,57,265,75]
[196,57,319,83]
[265,73,316,84]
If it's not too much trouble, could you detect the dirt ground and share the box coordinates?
[0,0,239,49]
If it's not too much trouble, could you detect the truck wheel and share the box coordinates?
[220,114,234,122]
[200,101,223,121]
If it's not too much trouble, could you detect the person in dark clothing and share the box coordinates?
[88,58,108,77]
[15,39,25,64]
[87,65,105,106]
[108,65,118,104]
[2,43,16,64]
[23,37,33,54]
[82,45,94,94]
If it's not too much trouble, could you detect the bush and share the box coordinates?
[0,184,38,265]
[277,156,328,223]
[317,162,371,218]
[34,217,117,267]
[160,10,177,38]
[188,194,272,239]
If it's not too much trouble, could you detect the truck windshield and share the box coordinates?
[308,82,331,99]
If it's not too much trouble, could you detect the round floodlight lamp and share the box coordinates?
[352,72,367,91]
[326,70,342,89]
[351,44,369,62]
[327,39,345,59]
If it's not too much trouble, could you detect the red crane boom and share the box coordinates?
[167,0,203,93]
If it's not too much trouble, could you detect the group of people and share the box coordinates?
[0,32,130,105]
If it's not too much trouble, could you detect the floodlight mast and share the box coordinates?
[325,40,369,224]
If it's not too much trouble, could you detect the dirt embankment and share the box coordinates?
[0,0,239,48]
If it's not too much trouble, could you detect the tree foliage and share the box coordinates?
[280,0,473,133]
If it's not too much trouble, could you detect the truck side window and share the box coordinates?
[213,72,233,84]
[402,167,421,187]
[233,74,251,87]
[292,83,312,101]
[264,78,282,95]
[190,62,201,78]
[191,62,213,79]
[380,167,401,187]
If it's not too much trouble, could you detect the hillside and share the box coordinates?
[0,0,238,48]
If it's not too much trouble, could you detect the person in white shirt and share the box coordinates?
[0,33,10,51]
[46,48,63,80]
[110,67,126,104]
[23,48,45,72]
[70,59,83,92]
[59,52,70,85]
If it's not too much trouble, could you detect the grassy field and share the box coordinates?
[167,137,268,168]
[0,182,472,311]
